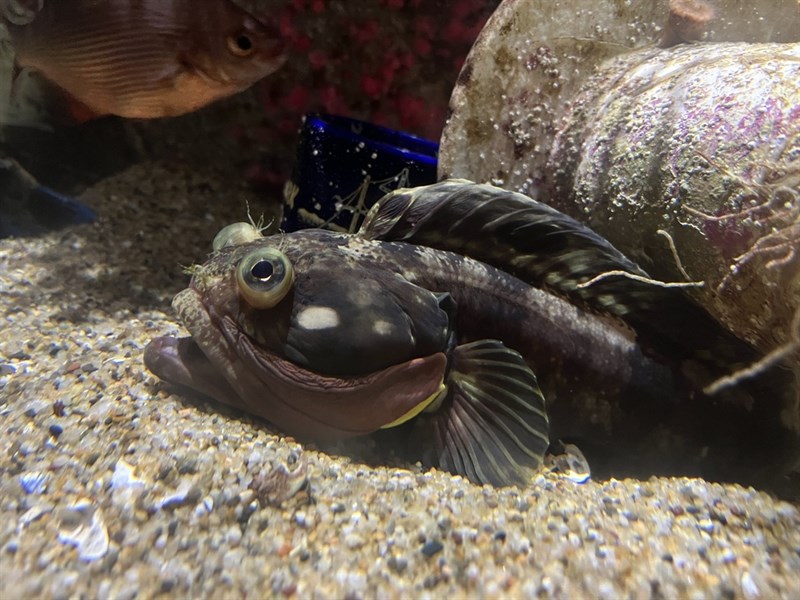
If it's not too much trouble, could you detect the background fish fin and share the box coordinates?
[414,339,549,487]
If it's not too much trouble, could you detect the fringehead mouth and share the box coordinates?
[144,286,448,442]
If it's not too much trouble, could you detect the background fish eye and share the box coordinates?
[227,32,255,57]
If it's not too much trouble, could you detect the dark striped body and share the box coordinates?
[145,181,799,488]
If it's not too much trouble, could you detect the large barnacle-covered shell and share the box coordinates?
[440,0,800,365]
[545,42,799,362]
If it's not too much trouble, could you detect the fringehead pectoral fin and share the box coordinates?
[412,339,550,487]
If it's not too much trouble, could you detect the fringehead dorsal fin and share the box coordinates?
[410,339,550,487]
[360,180,780,381]
[361,178,648,300]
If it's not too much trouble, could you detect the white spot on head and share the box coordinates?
[373,320,393,336]
[297,306,341,330]
[348,288,375,308]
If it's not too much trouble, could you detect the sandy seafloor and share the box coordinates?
[1,160,800,600]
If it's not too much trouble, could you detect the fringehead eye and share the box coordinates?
[227,31,255,57]
[236,249,294,309]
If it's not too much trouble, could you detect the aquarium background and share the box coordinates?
[1,1,799,599]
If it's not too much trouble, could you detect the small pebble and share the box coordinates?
[697,519,715,534]
[19,472,48,495]
[345,534,365,549]
[225,526,243,546]
[159,484,202,510]
[741,572,760,599]
[294,511,308,528]
[0,363,16,376]
[421,540,444,558]
[387,555,408,574]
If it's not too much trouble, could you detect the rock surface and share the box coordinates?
[439,0,800,370]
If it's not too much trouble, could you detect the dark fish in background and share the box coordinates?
[1,0,286,120]
[145,181,799,488]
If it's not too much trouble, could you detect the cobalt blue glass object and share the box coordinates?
[282,113,439,233]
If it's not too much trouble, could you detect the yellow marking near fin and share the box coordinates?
[380,381,446,429]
